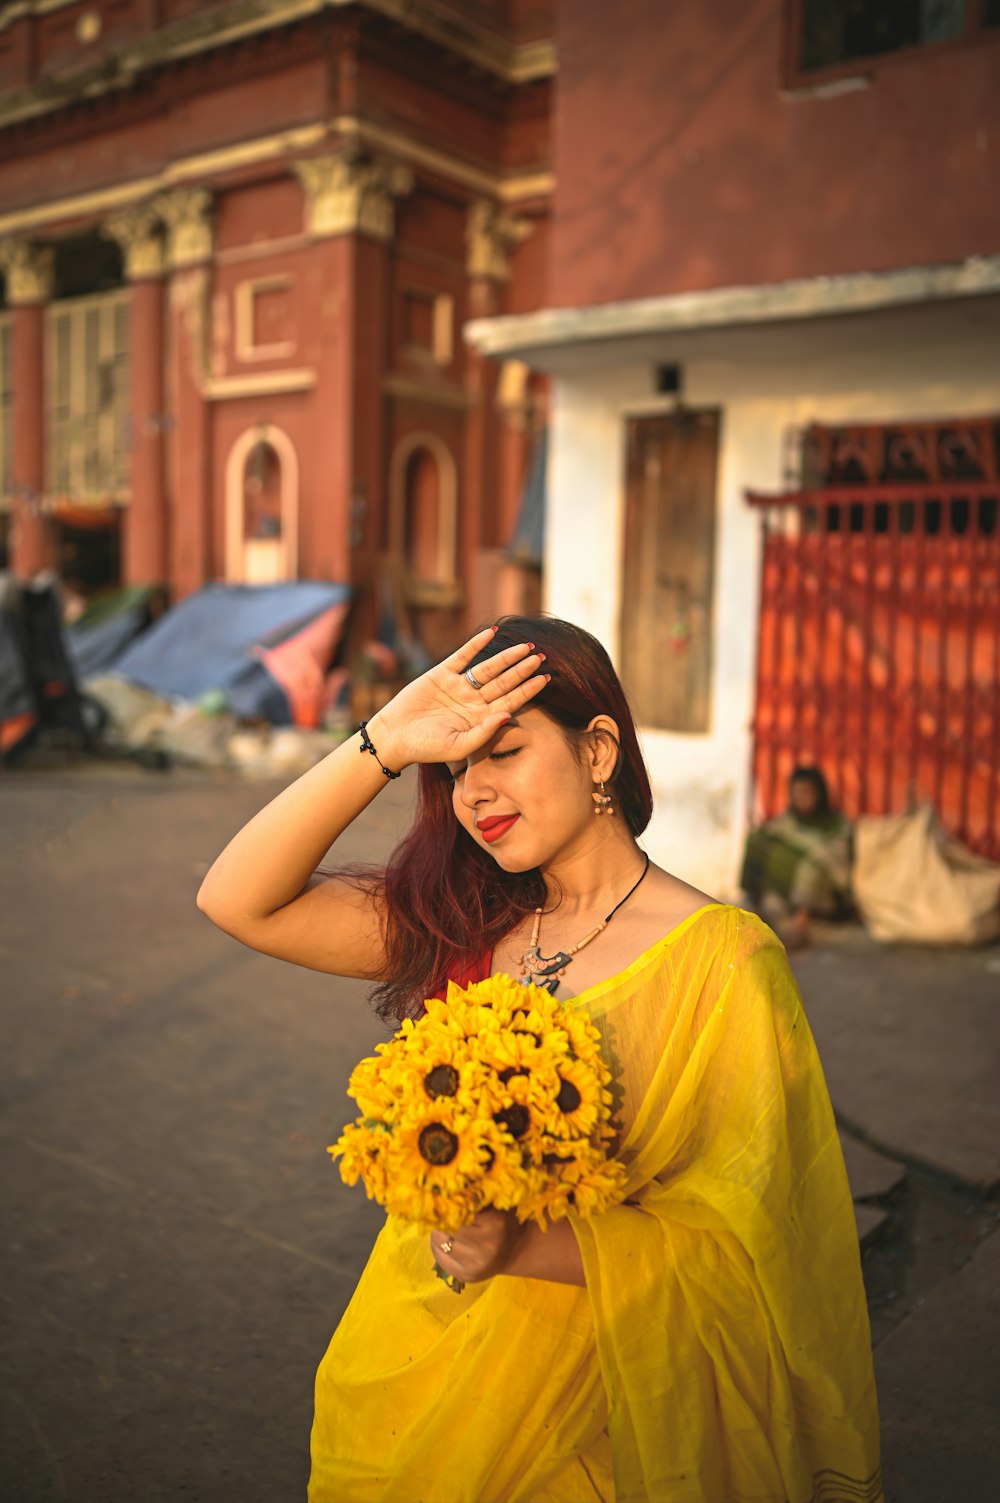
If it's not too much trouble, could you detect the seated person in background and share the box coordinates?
[741,765,853,947]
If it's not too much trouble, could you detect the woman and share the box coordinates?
[741,766,854,948]
[198,616,882,1503]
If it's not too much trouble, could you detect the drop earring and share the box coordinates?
[592,779,614,816]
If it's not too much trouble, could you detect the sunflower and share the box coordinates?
[328,1118,394,1202]
[478,1023,549,1077]
[379,1101,501,1230]
[474,1028,555,1113]
[510,1141,587,1225]
[449,973,547,1031]
[346,1055,397,1119]
[537,1054,609,1140]
[441,988,510,1043]
[562,1155,630,1219]
[464,1122,526,1213]
[556,1004,608,1067]
[331,971,628,1238]
[515,1143,628,1225]
[491,1061,567,1152]
[380,1027,499,1112]
[505,999,574,1060]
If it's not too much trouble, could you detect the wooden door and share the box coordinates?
[620,410,720,732]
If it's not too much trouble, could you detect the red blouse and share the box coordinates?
[430,951,492,1001]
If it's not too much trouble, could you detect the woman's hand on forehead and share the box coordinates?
[365,627,549,773]
[444,714,526,779]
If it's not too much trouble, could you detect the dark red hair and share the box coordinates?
[368,614,653,1023]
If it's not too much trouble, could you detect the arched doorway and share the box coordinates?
[389,433,458,605]
[225,424,298,584]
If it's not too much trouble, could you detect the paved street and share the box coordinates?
[1,763,405,1503]
[790,927,999,1500]
[1,762,997,1502]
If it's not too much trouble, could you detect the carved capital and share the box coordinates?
[154,189,213,269]
[294,148,414,242]
[0,238,55,304]
[466,202,531,281]
[102,204,165,279]
[496,359,532,426]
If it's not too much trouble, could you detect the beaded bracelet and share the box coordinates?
[358,721,401,780]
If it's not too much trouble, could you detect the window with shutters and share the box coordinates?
[46,290,130,503]
[620,411,721,733]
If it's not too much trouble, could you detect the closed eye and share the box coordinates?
[447,745,521,782]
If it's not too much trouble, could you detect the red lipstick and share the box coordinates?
[476,814,520,844]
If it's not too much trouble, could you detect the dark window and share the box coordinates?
[52,229,123,299]
[797,0,966,73]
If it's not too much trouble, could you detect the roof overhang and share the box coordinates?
[465,255,1000,372]
[0,0,555,133]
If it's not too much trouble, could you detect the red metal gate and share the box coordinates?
[747,417,1000,862]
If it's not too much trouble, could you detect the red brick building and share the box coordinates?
[550,0,1000,305]
[0,0,553,650]
[469,0,1000,889]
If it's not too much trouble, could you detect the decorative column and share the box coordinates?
[466,202,532,285]
[496,360,533,543]
[103,205,167,587]
[0,238,57,578]
[295,148,414,242]
[294,148,412,630]
[493,359,545,616]
[155,188,213,598]
[463,202,530,628]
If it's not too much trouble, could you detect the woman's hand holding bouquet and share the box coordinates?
[331,974,627,1292]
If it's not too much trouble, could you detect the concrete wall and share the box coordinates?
[544,309,1000,896]
[552,0,1000,306]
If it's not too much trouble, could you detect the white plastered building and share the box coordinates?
[468,259,1000,895]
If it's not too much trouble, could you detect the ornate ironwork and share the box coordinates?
[746,415,1000,863]
[800,417,1000,488]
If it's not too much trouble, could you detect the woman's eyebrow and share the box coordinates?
[446,717,527,773]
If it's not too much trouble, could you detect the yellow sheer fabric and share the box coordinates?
[309,907,882,1503]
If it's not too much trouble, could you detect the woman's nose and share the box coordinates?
[458,758,496,808]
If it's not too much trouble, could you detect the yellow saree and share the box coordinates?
[309,906,882,1503]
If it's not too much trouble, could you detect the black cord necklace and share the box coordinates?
[519,851,652,995]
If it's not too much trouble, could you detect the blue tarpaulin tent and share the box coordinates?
[67,586,166,680]
[112,581,351,724]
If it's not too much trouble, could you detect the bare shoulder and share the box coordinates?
[597,863,722,971]
[643,864,721,931]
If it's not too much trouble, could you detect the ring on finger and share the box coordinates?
[440,1238,454,1256]
[464,667,485,692]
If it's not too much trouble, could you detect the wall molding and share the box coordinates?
[383,373,471,411]
[206,369,316,401]
[0,1,555,131]
[0,121,551,240]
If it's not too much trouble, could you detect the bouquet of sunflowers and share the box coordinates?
[331,973,627,1259]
